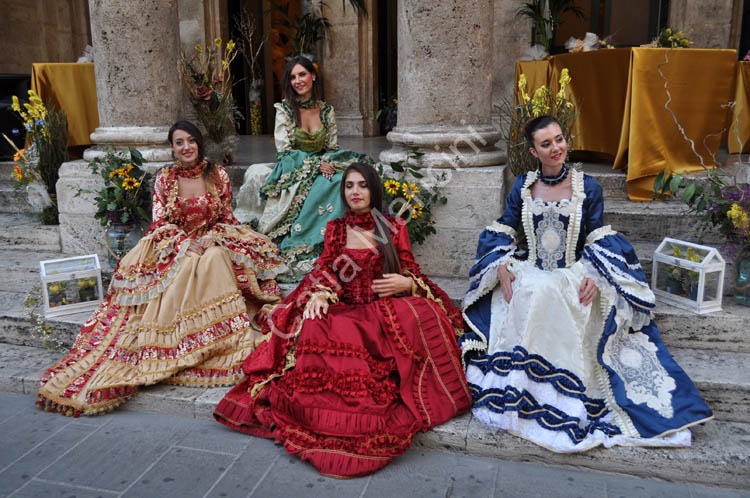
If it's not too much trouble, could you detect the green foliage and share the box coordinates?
[377,146,448,246]
[516,0,585,52]
[76,147,152,227]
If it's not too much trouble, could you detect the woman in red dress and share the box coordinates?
[37,121,287,416]
[214,162,470,477]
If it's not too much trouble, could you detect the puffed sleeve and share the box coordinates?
[322,104,340,152]
[462,174,525,311]
[150,170,169,227]
[215,166,240,225]
[273,102,293,154]
[580,176,655,314]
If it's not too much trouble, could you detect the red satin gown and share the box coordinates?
[214,212,471,477]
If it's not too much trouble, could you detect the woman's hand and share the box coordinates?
[372,273,412,298]
[579,277,599,306]
[186,238,216,257]
[319,160,335,180]
[303,295,329,320]
[497,263,516,303]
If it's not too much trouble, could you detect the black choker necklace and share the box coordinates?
[538,164,569,186]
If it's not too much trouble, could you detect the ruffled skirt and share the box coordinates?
[214,296,471,477]
[464,260,713,452]
[37,242,283,417]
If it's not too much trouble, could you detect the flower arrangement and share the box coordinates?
[3,90,68,224]
[76,147,151,227]
[377,146,448,246]
[657,27,691,48]
[498,68,577,176]
[664,244,703,297]
[181,38,239,150]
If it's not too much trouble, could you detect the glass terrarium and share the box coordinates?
[652,238,725,314]
[40,254,104,318]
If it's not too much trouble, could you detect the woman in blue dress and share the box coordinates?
[257,56,372,281]
[461,115,712,452]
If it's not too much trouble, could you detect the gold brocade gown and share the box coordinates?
[37,164,287,416]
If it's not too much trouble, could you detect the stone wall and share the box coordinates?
[491,0,532,123]
[0,0,90,74]
[669,0,741,50]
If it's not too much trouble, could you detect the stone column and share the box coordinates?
[321,1,378,136]
[379,0,507,279]
[57,0,181,261]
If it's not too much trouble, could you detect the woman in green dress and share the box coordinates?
[258,56,372,281]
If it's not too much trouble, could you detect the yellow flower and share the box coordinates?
[393,98,398,104]
[411,204,423,219]
[13,149,25,162]
[122,177,140,190]
[686,247,702,263]
[109,169,120,178]
[49,284,60,293]
[195,44,203,53]
[518,74,529,104]
[531,87,549,117]
[728,203,750,230]
[121,164,133,175]
[11,95,21,113]
[77,279,87,288]
[384,179,400,195]
[672,245,683,259]
[214,37,222,47]
[401,182,419,200]
[12,165,23,180]
[226,39,236,53]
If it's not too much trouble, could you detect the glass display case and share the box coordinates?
[40,254,104,318]
[652,238,725,314]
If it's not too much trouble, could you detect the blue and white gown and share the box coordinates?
[460,168,713,452]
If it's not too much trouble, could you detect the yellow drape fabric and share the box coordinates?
[31,63,99,147]
[516,49,739,201]
[728,61,750,154]
[613,48,737,201]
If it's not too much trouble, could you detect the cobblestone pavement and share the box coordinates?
[0,393,747,498]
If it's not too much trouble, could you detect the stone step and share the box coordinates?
[604,199,722,244]
[431,277,750,354]
[0,290,746,422]
[0,249,73,292]
[0,213,61,251]
[0,342,746,490]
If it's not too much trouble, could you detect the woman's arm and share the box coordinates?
[273,102,293,154]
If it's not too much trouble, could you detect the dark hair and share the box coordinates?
[281,56,322,125]
[523,115,561,147]
[168,120,217,182]
[340,162,401,275]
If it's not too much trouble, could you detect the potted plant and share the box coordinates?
[655,169,750,306]
[234,7,266,135]
[47,281,68,308]
[498,68,577,176]
[181,38,239,164]
[77,277,98,302]
[516,0,585,54]
[4,90,68,224]
[76,147,151,267]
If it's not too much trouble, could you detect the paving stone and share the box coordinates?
[174,417,251,456]
[0,423,95,497]
[0,213,61,251]
[9,479,118,498]
[37,410,196,492]
[249,451,368,497]
[363,449,499,498]
[205,437,284,498]
[121,446,235,498]
[0,406,74,469]
[494,460,607,498]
